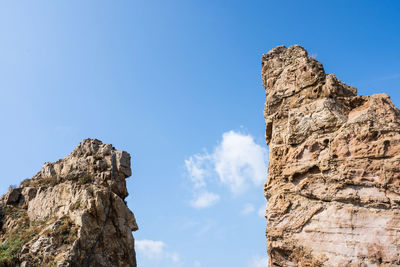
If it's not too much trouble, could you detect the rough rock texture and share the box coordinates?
[262,45,400,266]
[0,139,138,267]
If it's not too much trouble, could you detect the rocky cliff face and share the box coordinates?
[262,45,400,266]
[0,139,138,267]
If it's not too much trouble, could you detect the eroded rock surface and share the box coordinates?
[263,45,400,266]
[0,139,138,267]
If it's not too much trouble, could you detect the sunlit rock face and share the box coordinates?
[0,139,138,267]
[262,45,400,266]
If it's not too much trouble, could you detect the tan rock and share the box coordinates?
[263,45,400,266]
[0,139,138,267]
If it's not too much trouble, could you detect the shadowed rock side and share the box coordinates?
[0,139,138,267]
[262,45,400,266]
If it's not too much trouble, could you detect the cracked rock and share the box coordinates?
[263,45,400,266]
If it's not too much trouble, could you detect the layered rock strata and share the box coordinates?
[262,45,400,266]
[0,139,138,267]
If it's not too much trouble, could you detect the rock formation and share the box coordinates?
[0,139,138,267]
[262,45,400,266]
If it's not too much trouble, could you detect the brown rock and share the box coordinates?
[263,45,400,266]
[0,139,138,267]
[3,188,22,206]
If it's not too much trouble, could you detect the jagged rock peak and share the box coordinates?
[263,45,400,266]
[0,138,138,267]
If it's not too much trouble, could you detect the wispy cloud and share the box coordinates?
[357,73,400,86]
[136,239,180,263]
[190,191,220,209]
[248,255,269,267]
[185,153,212,189]
[185,130,268,208]
[194,219,217,237]
[241,203,255,215]
[372,73,400,82]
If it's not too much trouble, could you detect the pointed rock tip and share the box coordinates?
[71,138,114,157]
[263,44,308,60]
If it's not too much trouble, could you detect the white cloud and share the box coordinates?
[214,131,268,194]
[190,191,220,209]
[241,203,255,215]
[136,239,180,263]
[258,204,266,218]
[248,255,269,267]
[185,130,268,208]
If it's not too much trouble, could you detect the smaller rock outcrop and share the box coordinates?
[0,139,138,267]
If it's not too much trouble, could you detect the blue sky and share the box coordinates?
[0,1,399,266]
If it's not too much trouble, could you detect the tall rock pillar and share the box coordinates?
[262,45,400,266]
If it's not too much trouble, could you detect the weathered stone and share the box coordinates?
[21,187,37,204]
[263,45,400,266]
[20,261,31,267]
[0,139,138,267]
[4,187,22,205]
